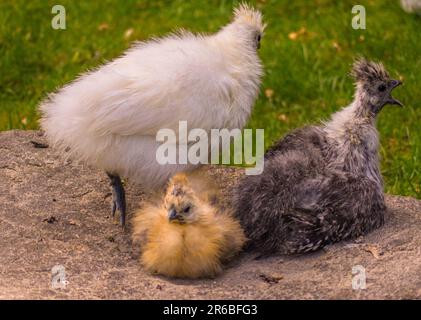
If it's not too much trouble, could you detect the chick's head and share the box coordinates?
[163,174,201,225]
[351,58,403,114]
[232,3,265,49]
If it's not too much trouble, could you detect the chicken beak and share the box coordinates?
[388,97,403,107]
[387,80,403,107]
[168,208,178,221]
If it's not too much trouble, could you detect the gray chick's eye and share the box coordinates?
[183,206,191,213]
[378,84,386,92]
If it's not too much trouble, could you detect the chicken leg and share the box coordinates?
[107,173,126,228]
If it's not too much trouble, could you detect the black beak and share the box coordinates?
[388,79,403,107]
[390,79,402,89]
[168,208,178,221]
[388,98,403,107]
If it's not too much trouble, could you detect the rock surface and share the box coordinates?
[0,130,420,299]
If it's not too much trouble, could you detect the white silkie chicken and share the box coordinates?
[40,4,265,227]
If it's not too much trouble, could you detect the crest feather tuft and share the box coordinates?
[233,3,265,32]
[350,57,390,83]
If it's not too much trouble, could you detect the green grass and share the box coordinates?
[0,0,420,198]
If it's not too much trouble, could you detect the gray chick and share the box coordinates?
[235,58,403,255]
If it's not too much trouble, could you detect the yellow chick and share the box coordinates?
[132,172,245,279]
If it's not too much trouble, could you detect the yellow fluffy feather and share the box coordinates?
[132,172,245,279]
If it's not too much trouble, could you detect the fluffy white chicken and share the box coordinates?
[40,4,265,227]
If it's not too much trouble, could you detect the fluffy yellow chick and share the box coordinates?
[132,172,245,279]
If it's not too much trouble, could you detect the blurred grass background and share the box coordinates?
[0,0,420,198]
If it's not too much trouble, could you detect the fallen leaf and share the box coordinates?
[68,219,80,226]
[265,88,274,99]
[332,41,342,51]
[288,27,307,41]
[363,245,383,259]
[21,117,27,125]
[124,28,134,40]
[277,114,288,122]
[98,23,109,31]
[288,31,298,40]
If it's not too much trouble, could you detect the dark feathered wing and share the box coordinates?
[235,126,385,255]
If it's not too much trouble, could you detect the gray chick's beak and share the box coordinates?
[388,98,403,107]
[168,208,178,221]
[390,79,402,88]
[388,79,403,107]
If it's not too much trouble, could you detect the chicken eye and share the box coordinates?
[183,206,191,214]
[378,84,386,92]
[255,34,261,49]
